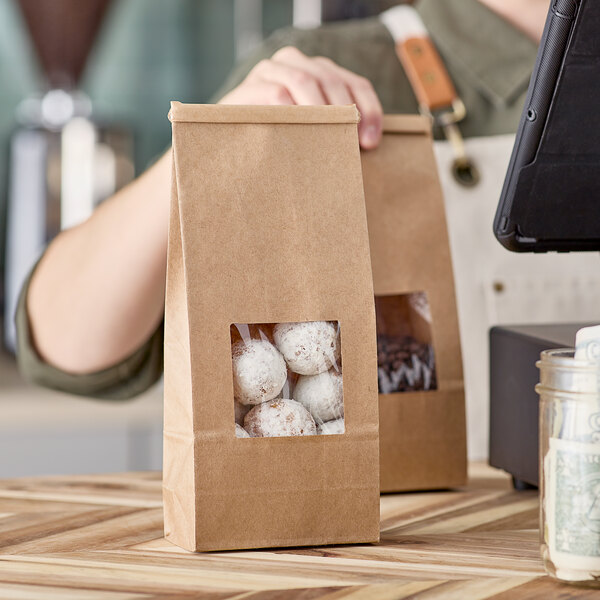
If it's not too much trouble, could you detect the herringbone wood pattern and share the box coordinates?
[0,464,590,598]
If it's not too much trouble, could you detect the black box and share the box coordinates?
[489,324,587,488]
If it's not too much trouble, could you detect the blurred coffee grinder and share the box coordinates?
[4,0,134,351]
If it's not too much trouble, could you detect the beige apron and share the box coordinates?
[435,136,600,459]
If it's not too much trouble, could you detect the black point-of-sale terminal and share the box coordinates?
[489,324,592,489]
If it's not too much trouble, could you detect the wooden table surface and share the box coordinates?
[0,463,593,599]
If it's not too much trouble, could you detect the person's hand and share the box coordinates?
[219,46,383,149]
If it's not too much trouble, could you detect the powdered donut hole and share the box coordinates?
[273,321,340,375]
[232,339,287,406]
[235,423,251,438]
[294,369,344,423]
[244,399,317,437]
[317,418,345,435]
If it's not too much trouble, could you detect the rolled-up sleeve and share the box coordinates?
[15,262,164,401]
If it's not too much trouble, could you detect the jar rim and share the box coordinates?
[537,348,599,370]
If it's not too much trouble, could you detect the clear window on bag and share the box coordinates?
[231,321,344,438]
[375,292,437,394]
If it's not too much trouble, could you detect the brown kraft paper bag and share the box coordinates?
[361,115,467,492]
[164,102,380,552]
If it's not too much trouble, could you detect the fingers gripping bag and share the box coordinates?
[163,102,380,552]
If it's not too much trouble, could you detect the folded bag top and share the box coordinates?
[169,101,361,124]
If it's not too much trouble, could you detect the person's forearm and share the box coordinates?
[26,47,384,378]
[27,151,171,374]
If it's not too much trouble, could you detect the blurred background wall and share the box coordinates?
[0,0,406,477]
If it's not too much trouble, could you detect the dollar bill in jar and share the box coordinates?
[538,325,600,585]
[544,437,600,582]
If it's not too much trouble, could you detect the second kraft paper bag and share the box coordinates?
[163,102,380,552]
[361,115,467,492]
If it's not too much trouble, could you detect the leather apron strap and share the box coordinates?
[381,5,480,187]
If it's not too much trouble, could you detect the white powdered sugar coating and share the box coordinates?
[294,369,344,423]
[232,339,287,406]
[273,321,340,375]
[235,423,251,438]
[317,418,345,435]
[244,398,317,437]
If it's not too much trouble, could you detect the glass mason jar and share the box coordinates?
[537,348,600,586]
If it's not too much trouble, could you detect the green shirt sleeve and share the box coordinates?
[15,262,164,401]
